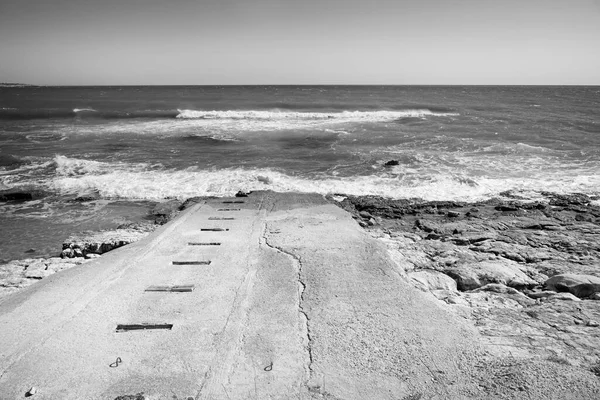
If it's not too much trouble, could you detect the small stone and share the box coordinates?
[358,221,368,228]
[61,248,74,259]
[447,211,460,218]
[235,190,249,197]
[85,253,101,259]
[358,211,372,219]
[384,160,400,166]
[367,218,376,226]
[25,248,36,254]
[591,293,600,300]
[73,248,84,258]
[26,386,36,396]
[587,320,599,327]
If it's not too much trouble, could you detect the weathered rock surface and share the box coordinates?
[408,269,458,291]
[61,229,151,258]
[334,191,600,371]
[0,257,90,299]
[545,274,600,299]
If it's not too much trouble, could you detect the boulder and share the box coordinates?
[408,270,457,292]
[384,160,400,166]
[443,260,538,291]
[544,274,600,298]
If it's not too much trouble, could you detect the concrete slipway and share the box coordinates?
[0,192,489,399]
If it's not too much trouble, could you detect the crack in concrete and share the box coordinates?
[261,222,314,381]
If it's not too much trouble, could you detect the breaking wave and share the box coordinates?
[43,156,600,203]
[175,109,459,121]
[0,107,457,122]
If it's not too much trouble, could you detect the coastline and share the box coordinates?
[1,190,600,398]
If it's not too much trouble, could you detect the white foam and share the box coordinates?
[49,163,600,203]
[176,109,458,121]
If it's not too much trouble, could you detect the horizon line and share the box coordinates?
[3,83,600,87]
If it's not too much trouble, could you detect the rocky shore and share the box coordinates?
[333,191,600,378]
[2,190,600,379]
[0,199,183,299]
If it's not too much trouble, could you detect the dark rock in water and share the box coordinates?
[151,199,181,224]
[257,175,272,184]
[384,160,400,166]
[71,191,101,202]
[0,189,47,202]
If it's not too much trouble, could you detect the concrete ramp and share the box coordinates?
[0,192,484,399]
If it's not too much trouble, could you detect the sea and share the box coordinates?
[1,85,599,262]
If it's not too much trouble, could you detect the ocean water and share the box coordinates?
[1,85,599,261]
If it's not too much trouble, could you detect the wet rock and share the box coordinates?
[257,175,272,184]
[545,274,600,298]
[151,199,181,224]
[0,189,47,202]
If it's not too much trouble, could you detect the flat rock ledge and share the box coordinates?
[61,228,152,258]
[0,256,92,299]
[333,191,600,374]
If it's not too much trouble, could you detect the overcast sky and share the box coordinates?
[1,0,599,85]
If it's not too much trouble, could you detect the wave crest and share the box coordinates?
[176,109,458,121]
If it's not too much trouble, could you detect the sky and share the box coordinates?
[0,0,599,85]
